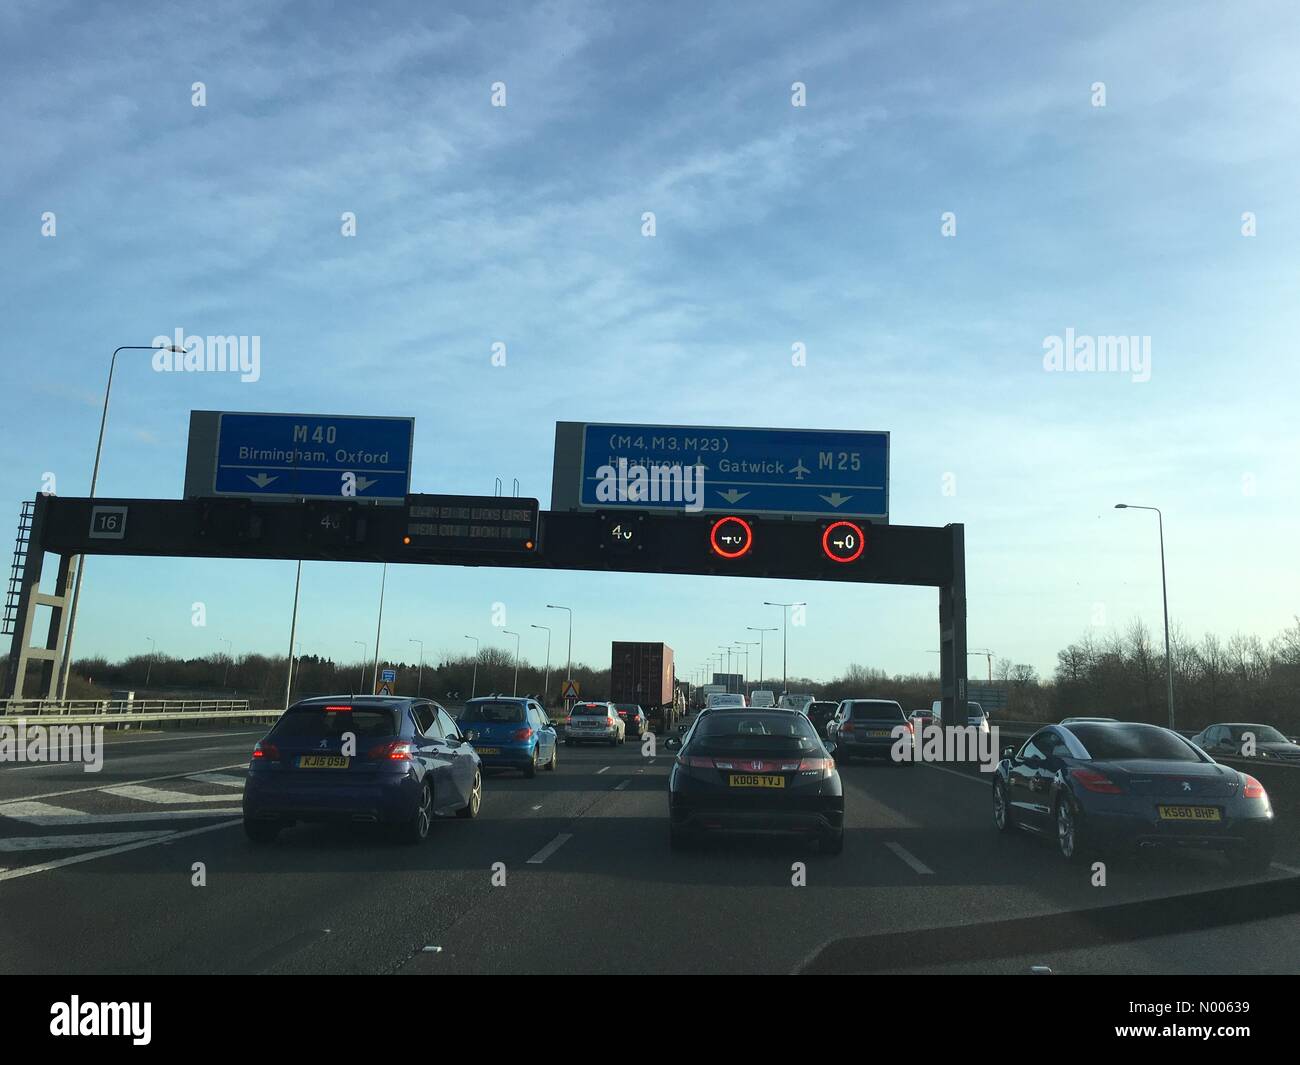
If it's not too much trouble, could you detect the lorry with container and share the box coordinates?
[610,641,678,733]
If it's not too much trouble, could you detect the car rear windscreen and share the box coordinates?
[572,704,609,715]
[273,706,397,738]
[615,704,640,713]
[850,702,906,721]
[460,701,527,723]
[1228,725,1287,743]
[1070,724,1201,762]
[692,713,822,753]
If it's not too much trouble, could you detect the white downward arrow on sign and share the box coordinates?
[247,473,277,488]
[718,489,749,504]
[820,492,852,507]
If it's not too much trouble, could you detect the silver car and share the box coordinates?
[565,701,626,746]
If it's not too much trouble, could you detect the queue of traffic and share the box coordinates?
[241,691,1280,874]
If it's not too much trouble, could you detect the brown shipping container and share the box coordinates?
[609,641,675,712]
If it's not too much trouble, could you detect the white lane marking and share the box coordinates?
[918,762,991,785]
[0,831,173,853]
[613,779,630,791]
[1,801,242,826]
[0,819,241,883]
[1272,862,1300,876]
[186,772,247,788]
[0,763,248,804]
[526,833,573,864]
[596,766,610,774]
[102,784,241,805]
[885,841,935,875]
[530,805,543,811]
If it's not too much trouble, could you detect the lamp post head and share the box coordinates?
[1114,503,1127,509]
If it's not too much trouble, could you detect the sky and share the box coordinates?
[2,0,1298,688]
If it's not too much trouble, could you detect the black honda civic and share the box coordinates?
[992,721,1276,871]
[668,709,844,854]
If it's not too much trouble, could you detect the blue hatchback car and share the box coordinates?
[458,696,558,777]
[243,696,482,844]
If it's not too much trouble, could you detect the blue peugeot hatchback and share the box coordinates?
[243,696,482,844]
[458,696,558,777]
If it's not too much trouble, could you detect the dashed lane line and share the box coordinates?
[0,831,174,853]
[103,784,241,805]
[885,841,935,875]
[526,833,573,864]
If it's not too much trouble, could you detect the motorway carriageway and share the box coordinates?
[0,721,1297,974]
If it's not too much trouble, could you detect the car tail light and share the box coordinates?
[678,755,713,768]
[903,722,915,735]
[799,757,835,778]
[1070,767,1123,794]
[840,722,855,734]
[1242,774,1267,800]
[367,741,413,761]
[251,741,279,761]
[324,705,353,711]
[512,727,534,741]
[606,716,616,726]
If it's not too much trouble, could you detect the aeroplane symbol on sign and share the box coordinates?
[791,459,810,480]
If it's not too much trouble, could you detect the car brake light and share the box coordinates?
[679,755,713,768]
[617,711,628,717]
[798,757,835,778]
[251,741,279,760]
[1070,767,1123,794]
[324,705,353,711]
[904,722,915,735]
[367,741,412,761]
[1242,774,1267,800]
[513,727,534,741]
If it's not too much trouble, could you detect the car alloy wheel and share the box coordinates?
[993,781,1009,831]
[1057,800,1076,859]
[403,781,433,843]
[457,771,482,819]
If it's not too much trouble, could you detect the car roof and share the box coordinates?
[292,695,416,708]
[467,695,528,703]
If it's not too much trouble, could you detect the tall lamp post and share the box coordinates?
[763,601,805,696]
[219,637,233,688]
[463,635,480,699]
[531,623,552,705]
[747,626,777,690]
[143,636,156,688]
[58,343,185,700]
[502,630,521,696]
[352,640,367,692]
[545,604,573,687]
[1115,504,1176,729]
[408,638,424,696]
[736,641,758,695]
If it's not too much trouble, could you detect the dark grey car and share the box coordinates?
[827,699,915,764]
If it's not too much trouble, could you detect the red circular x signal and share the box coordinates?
[821,520,865,563]
[710,516,753,559]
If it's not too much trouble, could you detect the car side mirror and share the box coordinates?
[1001,745,1016,760]
[463,730,477,743]
[824,740,837,755]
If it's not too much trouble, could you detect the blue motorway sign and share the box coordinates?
[577,423,889,520]
[211,412,414,501]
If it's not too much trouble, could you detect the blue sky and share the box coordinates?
[2,0,1298,686]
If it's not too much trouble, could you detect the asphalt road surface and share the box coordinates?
[1,722,1297,974]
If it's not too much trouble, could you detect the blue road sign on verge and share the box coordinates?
[211,413,414,502]
[381,668,397,683]
[577,423,889,520]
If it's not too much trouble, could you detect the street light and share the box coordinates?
[58,343,186,700]
[463,635,480,699]
[545,605,573,686]
[736,641,758,694]
[763,601,805,696]
[144,635,156,688]
[1115,504,1176,729]
[502,630,521,696]
[717,646,734,689]
[747,626,777,689]
[353,640,367,693]
[530,623,552,705]
[219,637,233,688]
[408,638,424,696]
[370,563,388,692]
